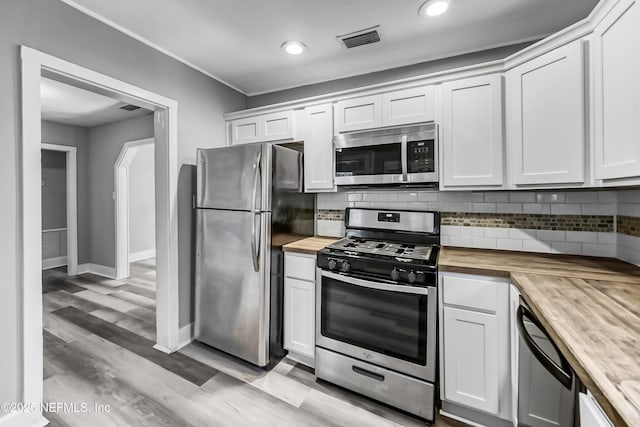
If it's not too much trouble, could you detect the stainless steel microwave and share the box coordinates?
[333,124,438,186]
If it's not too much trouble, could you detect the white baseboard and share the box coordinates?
[176,323,194,351]
[42,256,67,270]
[128,249,156,262]
[0,411,48,427]
[75,263,117,279]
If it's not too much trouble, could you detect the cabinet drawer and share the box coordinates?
[442,275,498,312]
[284,253,316,281]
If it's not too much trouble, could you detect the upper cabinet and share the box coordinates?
[506,40,586,186]
[303,104,335,192]
[229,111,294,145]
[592,0,640,181]
[333,95,382,133]
[334,87,435,133]
[440,74,504,188]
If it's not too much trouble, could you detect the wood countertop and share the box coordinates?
[282,236,340,255]
[439,247,640,427]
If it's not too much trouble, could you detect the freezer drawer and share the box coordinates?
[195,208,271,366]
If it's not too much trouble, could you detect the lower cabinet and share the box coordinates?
[579,392,614,427]
[439,272,512,425]
[284,252,316,367]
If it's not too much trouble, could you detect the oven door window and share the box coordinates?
[321,275,428,365]
[335,143,402,176]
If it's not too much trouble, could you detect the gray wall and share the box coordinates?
[128,144,156,256]
[1,0,246,407]
[87,115,154,267]
[41,120,91,264]
[41,150,66,230]
[247,42,535,108]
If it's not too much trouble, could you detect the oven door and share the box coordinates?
[316,269,437,381]
[334,141,404,185]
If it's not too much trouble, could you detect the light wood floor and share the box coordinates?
[43,260,469,427]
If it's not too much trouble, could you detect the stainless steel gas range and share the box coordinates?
[315,208,440,421]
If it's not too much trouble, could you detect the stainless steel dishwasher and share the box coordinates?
[516,298,577,427]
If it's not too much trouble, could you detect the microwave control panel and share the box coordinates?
[407,139,435,173]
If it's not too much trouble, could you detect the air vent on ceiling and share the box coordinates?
[119,104,141,111]
[337,26,381,49]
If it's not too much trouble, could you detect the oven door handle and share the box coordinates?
[321,270,430,295]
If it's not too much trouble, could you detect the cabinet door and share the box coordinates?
[284,277,315,359]
[382,86,435,127]
[593,0,640,180]
[262,111,293,141]
[579,393,614,427]
[334,95,382,133]
[230,116,262,145]
[304,104,335,191]
[441,74,504,187]
[443,306,499,414]
[507,40,585,185]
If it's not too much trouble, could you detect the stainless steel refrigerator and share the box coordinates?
[195,143,315,367]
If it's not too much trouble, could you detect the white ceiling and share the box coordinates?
[41,77,151,127]
[61,0,599,96]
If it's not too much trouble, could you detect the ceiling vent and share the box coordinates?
[119,104,141,111]
[337,26,381,49]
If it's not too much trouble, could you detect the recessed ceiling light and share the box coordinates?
[419,0,449,17]
[281,41,306,55]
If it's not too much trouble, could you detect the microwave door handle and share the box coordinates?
[401,135,408,182]
[516,305,573,389]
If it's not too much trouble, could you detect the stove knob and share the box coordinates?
[341,262,351,273]
[391,268,400,281]
[408,270,417,283]
[328,259,337,270]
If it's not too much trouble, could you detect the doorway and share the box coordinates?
[21,46,180,417]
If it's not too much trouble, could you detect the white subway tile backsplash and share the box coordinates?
[523,240,552,252]
[582,243,616,257]
[566,191,598,203]
[417,191,439,202]
[550,204,582,215]
[472,203,497,213]
[497,238,523,251]
[523,203,551,214]
[450,235,472,246]
[581,204,615,215]
[483,228,510,238]
[484,192,510,203]
[551,242,582,254]
[566,231,599,243]
[316,188,632,260]
[536,230,566,242]
[472,236,497,249]
[509,192,536,203]
[496,203,523,213]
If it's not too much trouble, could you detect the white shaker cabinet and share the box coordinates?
[579,392,614,427]
[443,306,499,414]
[284,252,317,367]
[229,111,294,145]
[334,86,435,133]
[440,74,504,188]
[439,273,512,424]
[506,40,586,186]
[382,86,435,127]
[334,95,383,133]
[229,116,262,145]
[303,103,335,192]
[592,0,640,181]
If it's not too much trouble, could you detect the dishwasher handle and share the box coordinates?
[517,304,573,390]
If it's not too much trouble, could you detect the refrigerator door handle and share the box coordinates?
[251,150,262,213]
[251,212,260,271]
